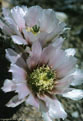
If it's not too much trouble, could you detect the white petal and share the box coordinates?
[2,8,10,16]
[71,69,83,86]
[21,6,28,16]
[55,75,73,94]
[43,96,67,120]
[11,6,25,30]
[9,64,27,83]
[15,57,26,69]
[49,100,67,119]
[65,48,76,56]
[40,9,58,33]
[0,20,5,29]
[52,37,64,49]
[26,94,39,109]
[25,6,42,27]
[6,48,26,68]
[39,99,48,112]
[36,32,48,46]
[4,17,21,36]
[5,49,20,63]
[15,83,30,99]
[6,95,25,107]
[39,99,51,121]
[2,24,15,36]
[44,22,65,44]
[56,56,77,78]
[40,96,67,119]
[48,49,66,69]
[62,89,83,100]
[22,29,33,44]
[23,29,40,44]
[56,12,68,22]
[42,112,52,121]
[11,35,27,45]
[1,79,16,92]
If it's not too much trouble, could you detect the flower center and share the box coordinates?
[26,25,40,35]
[29,66,56,94]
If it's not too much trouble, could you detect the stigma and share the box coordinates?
[26,25,40,35]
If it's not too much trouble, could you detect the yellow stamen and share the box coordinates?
[29,66,56,94]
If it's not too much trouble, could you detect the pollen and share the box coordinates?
[29,66,56,94]
[26,25,40,35]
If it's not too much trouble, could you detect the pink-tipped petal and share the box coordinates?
[6,95,25,107]
[32,41,42,57]
[1,79,16,92]
[27,56,38,69]
[39,45,55,65]
[27,41,42,69]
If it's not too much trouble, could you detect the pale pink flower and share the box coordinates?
[0,6,65,46]
[2,41,83,121]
